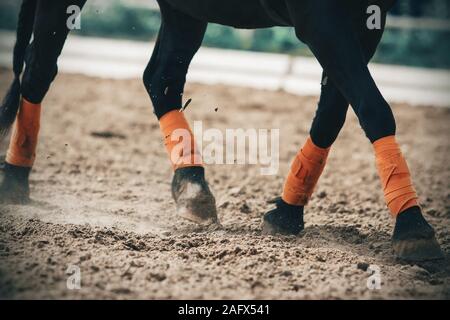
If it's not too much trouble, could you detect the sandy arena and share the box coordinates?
[0,70,449,299]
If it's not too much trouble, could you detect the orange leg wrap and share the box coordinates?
[282,136,330,206]
[373,135,419,217]
[159,110,202,170]
[6,99,41,168]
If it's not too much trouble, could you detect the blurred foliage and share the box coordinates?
[0,0,448,69]
[76,3,162,40]
[390,0,449,18]
[374,28,450,69]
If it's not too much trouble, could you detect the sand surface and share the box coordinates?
[0,70,449,299]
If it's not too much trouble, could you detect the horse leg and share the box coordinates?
[278,0,443,261]
[263,1,387,235]
[0,0,87,204]
[143,0,218,224]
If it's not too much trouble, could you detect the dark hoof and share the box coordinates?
[392,206,444,262]
[393,237,444,262]
[172,166,218,225]
[0,162,31,205]
[262,197,304,236]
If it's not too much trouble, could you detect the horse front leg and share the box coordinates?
[143,0,218,225]
[0,0,87,204]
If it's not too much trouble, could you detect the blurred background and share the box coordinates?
[0,0,449,107]
[0,0,449,69]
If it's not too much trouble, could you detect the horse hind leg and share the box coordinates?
[284,0,443,261]
[143,1,218,225]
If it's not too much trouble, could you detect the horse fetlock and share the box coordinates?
[0,162,31,205]
[392,206,444,261]
[262,197,304,236]
[171,166,218,224]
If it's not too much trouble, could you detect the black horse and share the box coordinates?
[0,0,444,261]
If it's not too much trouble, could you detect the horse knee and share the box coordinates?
[357,98,396,142]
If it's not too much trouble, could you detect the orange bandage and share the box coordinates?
[6,99,41,167]
[282,136,330,206]
[373,135,419,216]
[159,110,202,170]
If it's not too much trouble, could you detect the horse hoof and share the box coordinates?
[172,166,218,225]
[0,162,31,205]
[261,219,299,236]
[261,197,303,236]
[392,206,444,262]
[393,237,444,262]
